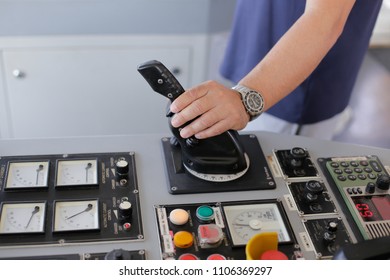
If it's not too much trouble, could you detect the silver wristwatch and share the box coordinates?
[232,84,265,121]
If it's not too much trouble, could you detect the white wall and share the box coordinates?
[371,0,390,46]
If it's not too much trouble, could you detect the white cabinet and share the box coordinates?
[0,35,209,138]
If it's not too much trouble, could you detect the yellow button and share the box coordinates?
[173,231,194,249]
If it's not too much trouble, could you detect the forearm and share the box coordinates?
[240,0,355,110]
[169,0,356,139]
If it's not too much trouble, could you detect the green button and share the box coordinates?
[196,205,214,221]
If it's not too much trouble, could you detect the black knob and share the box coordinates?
[376,174,390,190]
[116,159,129,175]
[304,180,324,202]
[365,182,376,194]
[290,147,308,159]
[118,200,132,221]
[326,221,338,232]
[105,249,132,260]
[323,221,338,243]
[289,147,308,169]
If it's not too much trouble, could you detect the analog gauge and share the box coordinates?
[56,159,98,186]
[0,202,46,234]
[53,199,99,232]
[5,161,49,189]
[223,202,291,246]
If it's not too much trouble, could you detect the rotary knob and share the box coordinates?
[116,159,129,182]
[116,159,129,175]
[105,249,132,260]
[323,221,338,243]
[290,147,308,159]
[118,200,132,221]
[289,147,308,169]
[304,180,324,202]
[376,174,390,191]
[365,182,376,194]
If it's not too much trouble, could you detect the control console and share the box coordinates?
[0,60,389,260]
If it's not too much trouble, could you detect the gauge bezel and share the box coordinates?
[5,161,50,190]
[55,159,99,187]
[0,201,47,234]
[53,199,100,233]
[222,200,294,247]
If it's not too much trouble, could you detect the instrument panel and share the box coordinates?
[0,152,143,248]
[0,132,389,260]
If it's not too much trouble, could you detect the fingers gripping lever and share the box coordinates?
[137,60,248,176]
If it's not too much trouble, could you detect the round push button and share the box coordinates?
[260,250,288,260]
[196,205,214,222]
[169,208,189,226]
[173,231,194,249]
[178,253,198,260]
[207,254,226,260]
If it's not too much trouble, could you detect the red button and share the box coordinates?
[123,222,131,231]
[260,250,288,260]
[207,254,226,260]
[178,253,198,260]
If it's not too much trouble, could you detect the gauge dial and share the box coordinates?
[56,159,98,186]
[0,202,46,234]
[5,161,49,189]
[223,203,291,246]
[53,199,99,232]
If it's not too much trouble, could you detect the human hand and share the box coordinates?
[169,80,250,139]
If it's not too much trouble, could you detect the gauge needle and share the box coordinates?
[233,222,251,226]
[85,163,92,183]
[233,219,263,230]
[25,206,40,229]
[66,203,93,220]
[36,164,44,185]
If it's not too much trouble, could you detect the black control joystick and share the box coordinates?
[137,60,248,178]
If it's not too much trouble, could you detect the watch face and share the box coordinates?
[245,91,264,114]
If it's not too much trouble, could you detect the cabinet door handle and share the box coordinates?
[12,69,25,78]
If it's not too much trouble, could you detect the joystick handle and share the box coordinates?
[137,60,248,175]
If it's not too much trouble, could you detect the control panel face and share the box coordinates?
[155,200,299,260]
[0,153,143,247]
[274,147,319,179]
[319,156,390,240]
[0,141,389,260]
[273,148,354,259]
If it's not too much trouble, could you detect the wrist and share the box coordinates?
[232,84,265,121]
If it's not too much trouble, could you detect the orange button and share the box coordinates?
[173,231,194,248]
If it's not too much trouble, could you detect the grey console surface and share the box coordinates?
[0,131,389,260]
